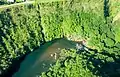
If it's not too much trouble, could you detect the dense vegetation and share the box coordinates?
[39,0,120,77]
[41,48,120,77]
[0,0,7,5]
[40,0,120,55]
[0,4,45,75]
[41,49,96,77]
[40,2,64,41]
[0,0,120,77]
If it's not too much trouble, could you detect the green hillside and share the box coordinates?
[0,0,120,77]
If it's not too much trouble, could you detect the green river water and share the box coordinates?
[12,38,79,77]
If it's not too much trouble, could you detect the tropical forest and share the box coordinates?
[0,0,120,77]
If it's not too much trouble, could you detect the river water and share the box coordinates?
[12,38,79,77]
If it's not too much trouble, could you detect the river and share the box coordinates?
[12,38,80,77]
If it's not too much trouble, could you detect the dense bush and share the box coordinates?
[0,4,45,74]
[40,0,120,52]
[40,2,64,41]
[39,0,120,77]
[0,0,120,76]
[0,1,7,5]
[41,48,120,77]
[41,49,96,77]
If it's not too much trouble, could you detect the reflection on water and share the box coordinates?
[12,38,80,77]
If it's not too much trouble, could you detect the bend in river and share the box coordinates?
[12,38,80,77]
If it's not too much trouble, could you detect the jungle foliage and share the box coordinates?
[40,0,120,54]
[0,0,120,77]
[39,0,120,77]
[40,2,64,41]
[0,0,7,5]
[41,49,96,77]
[0,4,45,74]
[41,48,120,77]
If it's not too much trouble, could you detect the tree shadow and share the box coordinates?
[0,46,31,77]
[1,38,120,77]
[0,6,45,77]
[0,1,7,5]
[0,38,68,77]
[80,47,120,77]
[104,0,109,19]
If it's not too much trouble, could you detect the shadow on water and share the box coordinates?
[1,39,57,77]
[3,38,78,77]
[1,51,31,77]
[2,38,120,77]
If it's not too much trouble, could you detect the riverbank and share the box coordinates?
[0,0,120,77]
[12,38,79,77]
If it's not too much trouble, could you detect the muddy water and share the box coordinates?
[12,38,79,77]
